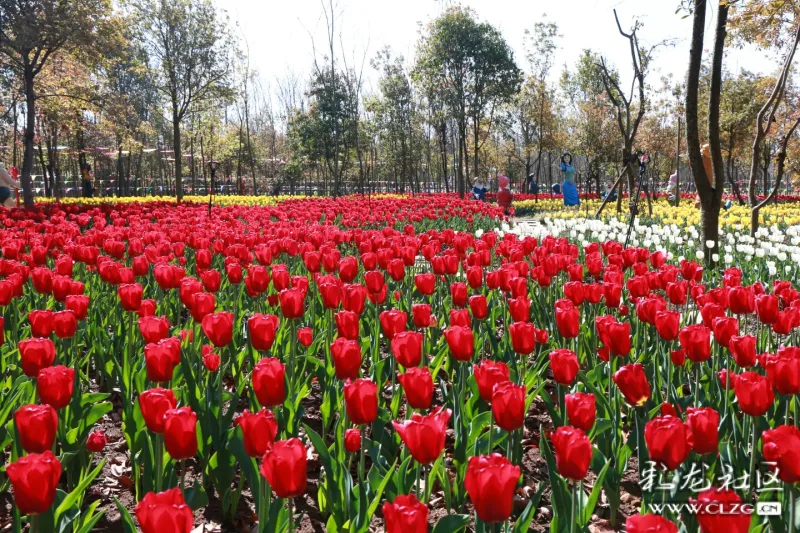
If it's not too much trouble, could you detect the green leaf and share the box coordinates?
[364,459,398,521]
[75,510,105,533]
[55,459,105,523]
[513,497,536,533]
[431,514,470,533]
[185,483,209,510]
[581,459,610,526]
[113,497,138,533]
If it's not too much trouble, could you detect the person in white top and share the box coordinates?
[0,163,20,208]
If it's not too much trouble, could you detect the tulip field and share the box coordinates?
[3,194,800,533]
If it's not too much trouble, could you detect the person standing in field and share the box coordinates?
[81,164,95,198]
[560,152,580,209]
[472,177,488,201]
[692,144,730,210]
[496,175,513,215]
[0,163,20,208]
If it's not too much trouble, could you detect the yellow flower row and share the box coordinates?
[514,198,800,230]
[37,195,302,207]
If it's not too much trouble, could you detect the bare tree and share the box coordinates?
[746,20,800,235]
[593,10,650,217]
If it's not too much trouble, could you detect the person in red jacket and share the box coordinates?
[497,175,513,216]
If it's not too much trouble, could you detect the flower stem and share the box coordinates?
[415,461,422,500]
[179,459,186,496]
[749,416,758,500]
[570,482,577,533]
[154,433,163,493]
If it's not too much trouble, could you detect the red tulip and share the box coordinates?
[491,381,526,431]
[380,310,407,340]
[613,363,651,406]
[606,320,631,357]
[728,286,754,315]
[279,288,305,319]
[235,409,278,457]
[139,388,177,434]
[508,321,535,355]
[412,303,432,328]
[473,360,510,403]
[563,281,585,306]
[644,415,693,470]
[464,454,521,523]
[626,515,678,533]
[761,346,800,395]
[345,378,378,425]
[139,315,170,344]
[202,346,221,372]
[14,404,58,453]
[666,281,688,306]
[554,298,580,338]
[7,451,62,515]
[391,330,423,368]
[733,371,775,416]
[118,283,143,312]
[551,426,592,480]
[138,299,157,317]
[297,327,314,347]
[565,392,596,431]
[65,295,90,321]
[679,324,711,363]
[729,335,756,368]
[201,312,233,347]
[252,357,286,407]
[32,267,53,294]
[342,428,360,453]
[466,266,483,289]
[469,294,488,320]
[382,493,429,533]
[691,487,752,533]
[685,407,719,455]
[398,367,434,410]
[444,326,474,361]
[711,316,738,349]
[144,338,181,383]
[718,369,738,390]
[343,284,368,315]
[654,310,680,341]
[28,310,54,337]
[670,348,686,366]
[414,273,436,295]
[135,488,194,533]
[762,424,800,483]
[248,314,280,351]
[37,365,75,409]
[393,407,451,464]
[508,297,530,323]
[163,406,197,460]
[319,282,342,310]
[86,429,108,453]
[260,438,307,498]
[335,310,360,340]
[549,349,579,385]
[450,282,467,308]
[755,294,779,325]
[331,337,362,380]
[200,269,221,292]
[18,338,56,378]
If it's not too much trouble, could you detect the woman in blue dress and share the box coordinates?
[560,152,580,208]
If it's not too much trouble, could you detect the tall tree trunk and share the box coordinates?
[21,69,36,207]
[172,108,183,200]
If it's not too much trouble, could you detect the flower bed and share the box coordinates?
[0,195,797,532]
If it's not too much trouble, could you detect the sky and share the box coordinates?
[216,0,776,99]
